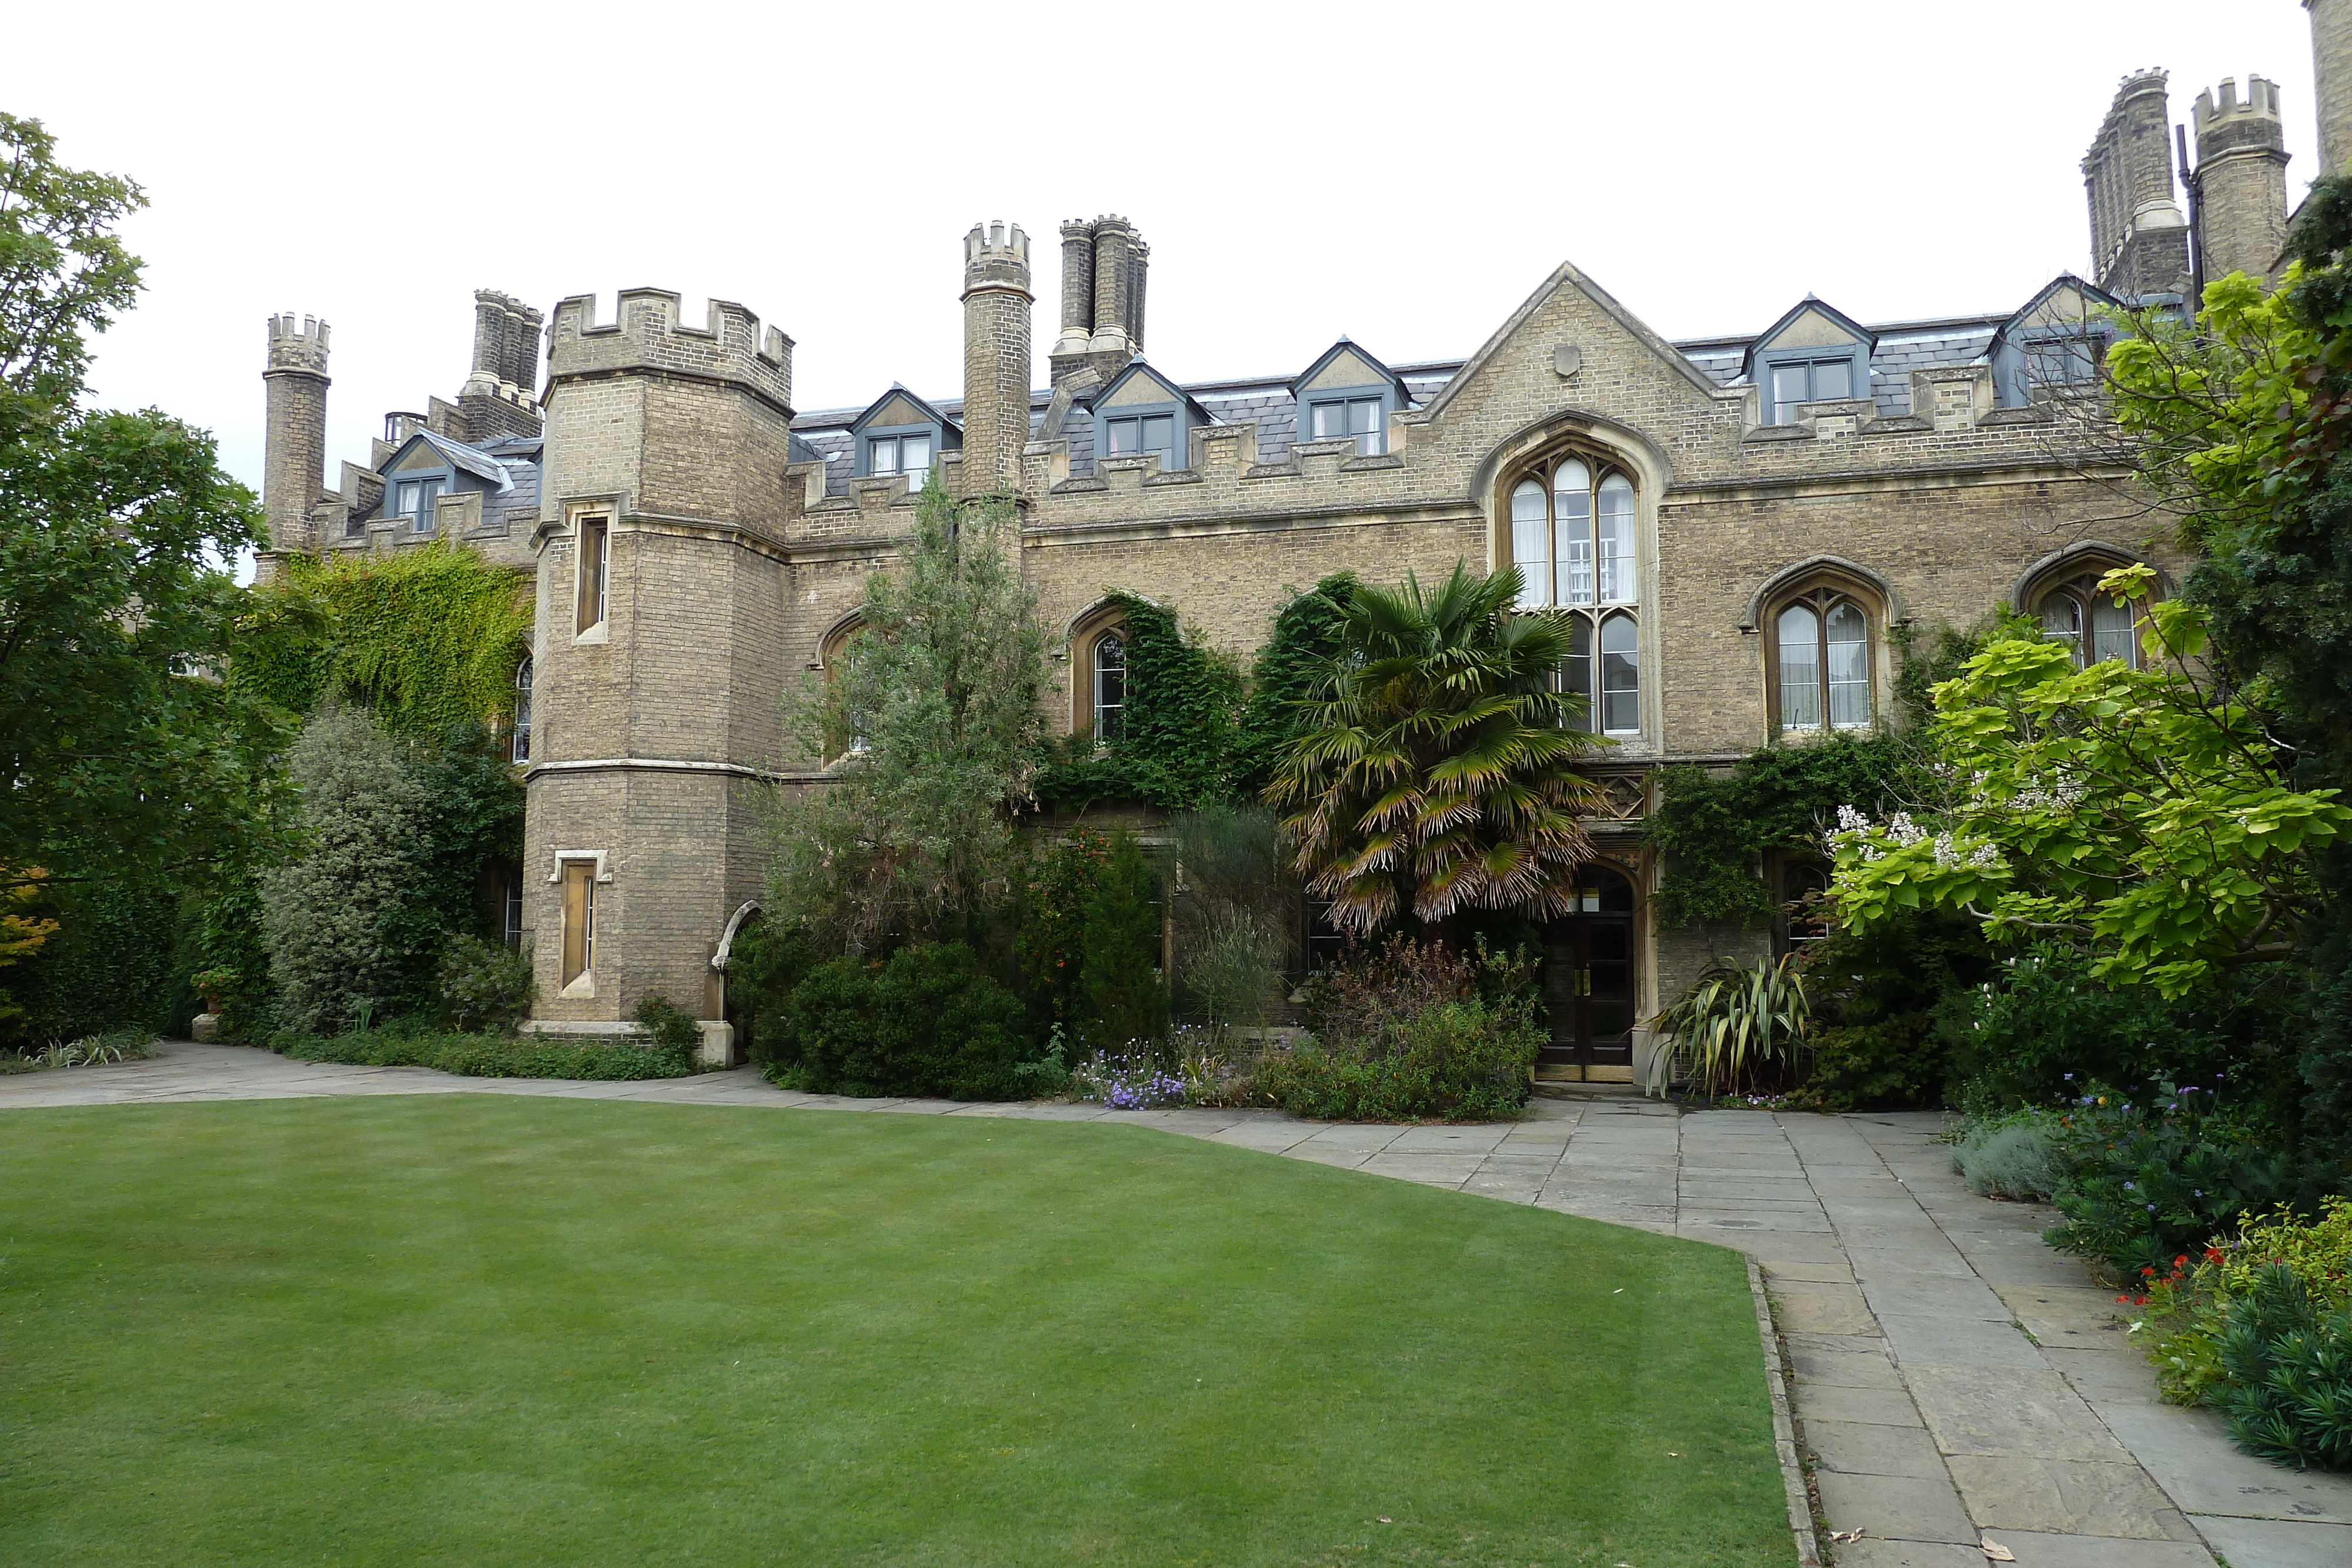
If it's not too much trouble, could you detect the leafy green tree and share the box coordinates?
[259,706,429,1032]
[766,487,1047,951]
[1828,569,2349,998]
[1076,830,1169,1049]
[1230,574,1357,799]
[0,113,285,896]
[1266,561,1603,934]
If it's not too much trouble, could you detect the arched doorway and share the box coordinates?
[1541,867,1637,1082]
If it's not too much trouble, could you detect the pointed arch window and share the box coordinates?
[2036,571,2140,668]
[1511,453,1641,737]
[1092,631,1127,741]
[1771,587,1875,733]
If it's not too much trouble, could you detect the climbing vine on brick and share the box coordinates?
[1035,593,1242,811]
[234,542,533,735]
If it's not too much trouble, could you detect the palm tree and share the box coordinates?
[1265,561,1606,935]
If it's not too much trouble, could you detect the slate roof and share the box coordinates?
[781,309,2016,485]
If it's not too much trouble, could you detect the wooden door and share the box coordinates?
[1539,868,1638,1081]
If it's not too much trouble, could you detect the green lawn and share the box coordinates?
[0,1098,1790,1567]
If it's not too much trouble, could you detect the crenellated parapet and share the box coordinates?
[546,289,794,415]
[266,313,330,379]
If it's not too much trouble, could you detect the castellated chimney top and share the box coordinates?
[2195,75,2290,159]
[265,313,330,377]
[963,220,1033,295]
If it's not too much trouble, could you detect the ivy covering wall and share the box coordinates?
[234,542,533,735]
[1035,594,1242,811]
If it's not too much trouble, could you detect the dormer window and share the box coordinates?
[1991,278,2120,407]
[1308,394,1385,456]
[1769,360,1852,425]
[395,476,446,533]
[1103,414,1177,466]
[1745,299,1877,427]
[868,433,933,490]
[847,387,961,490]
[1290,341,1408,460]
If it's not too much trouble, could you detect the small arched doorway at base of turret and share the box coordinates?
[1538,865,1638,1083]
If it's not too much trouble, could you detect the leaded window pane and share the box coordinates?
[1826,600,1870,729]
[1597,474,1636,603]
[1778,604,1821,731]
[1511,480,1549,609]
[1561,616,1593,732]
[2089,593,2134,666]
[1554,460,1593,606]
[1093,633,1127,741]
[1599,613,1639,735]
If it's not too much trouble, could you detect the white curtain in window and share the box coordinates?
[1826,601,1870,728]
[2041,596,2083,663]
[1778,604,1822,731]
[1553,460,1593,606]
[1599,613,1639,734]
[2089,593,2134,666]
[1597,474,1635,603]
[1511,480,1548,609]
[901,434,931,489]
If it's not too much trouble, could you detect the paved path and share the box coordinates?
[9,1042,2350,1566]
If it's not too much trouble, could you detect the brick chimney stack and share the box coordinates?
[262,313,330,552]
[2082,69,2191,301]
[959,221,1033,497]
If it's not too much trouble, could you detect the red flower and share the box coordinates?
[2205,1248,2226,1265]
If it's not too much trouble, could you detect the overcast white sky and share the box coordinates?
[2,0,2326,540]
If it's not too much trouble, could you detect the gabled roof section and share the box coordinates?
[380,429,519,494]
[847,383,961,437]
[1289,339,1412,403]
[1987,274,2122,356]
[1421,259,1723,422]
[1739,296,1879,380]
[1086,359,1214,423]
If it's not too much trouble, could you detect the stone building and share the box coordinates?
[250,16,2351,1083]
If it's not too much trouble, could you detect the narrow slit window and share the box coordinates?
[560,862,596,987]
[576,517,609,633]
[2089,593,2134,666]
[511,656,533,763]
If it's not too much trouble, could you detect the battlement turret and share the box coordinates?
[547,289,793,414]
[2190,75,2291,286]
[266,313,330,377]
[961,224,1034,496]
[262,313,330,552]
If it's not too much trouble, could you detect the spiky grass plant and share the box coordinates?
[1652,957,1812,1098]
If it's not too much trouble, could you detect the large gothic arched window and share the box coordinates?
[2036,572,2140,668]
[1510,454,1641,736]
[1772,589,1873,733]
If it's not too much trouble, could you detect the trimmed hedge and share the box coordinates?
[267,1029,690,1081]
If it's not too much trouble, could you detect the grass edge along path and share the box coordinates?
[0,1096,1790,1567]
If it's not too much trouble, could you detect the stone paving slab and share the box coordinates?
[16,1044,2352,1565]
